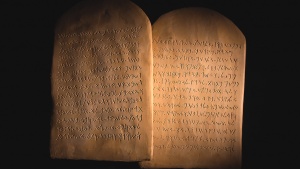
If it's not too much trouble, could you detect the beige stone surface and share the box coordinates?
[50,0,153,161]
[140,7,246,168]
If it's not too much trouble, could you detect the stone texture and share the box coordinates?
[140,7,246,168]
[50,0,152,161]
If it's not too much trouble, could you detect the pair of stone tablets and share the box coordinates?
[50,0,246,168]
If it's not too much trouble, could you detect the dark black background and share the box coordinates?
[1,0,299,168]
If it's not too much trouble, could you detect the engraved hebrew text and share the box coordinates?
[152,39,242,154]
[53,26,144,142]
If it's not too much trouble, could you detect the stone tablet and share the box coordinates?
[50,0,153,161]
[140,8,246,168]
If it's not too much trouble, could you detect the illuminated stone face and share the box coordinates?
[139,7,246,169]
[50,0,245,167]
[50,0,153,161]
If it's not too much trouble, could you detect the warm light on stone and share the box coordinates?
[140,7,246,169]
[50,0,153,161]
[50,1,245,168]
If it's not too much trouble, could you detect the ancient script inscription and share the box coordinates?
[140,8,246,168]
[50,0,152,161]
